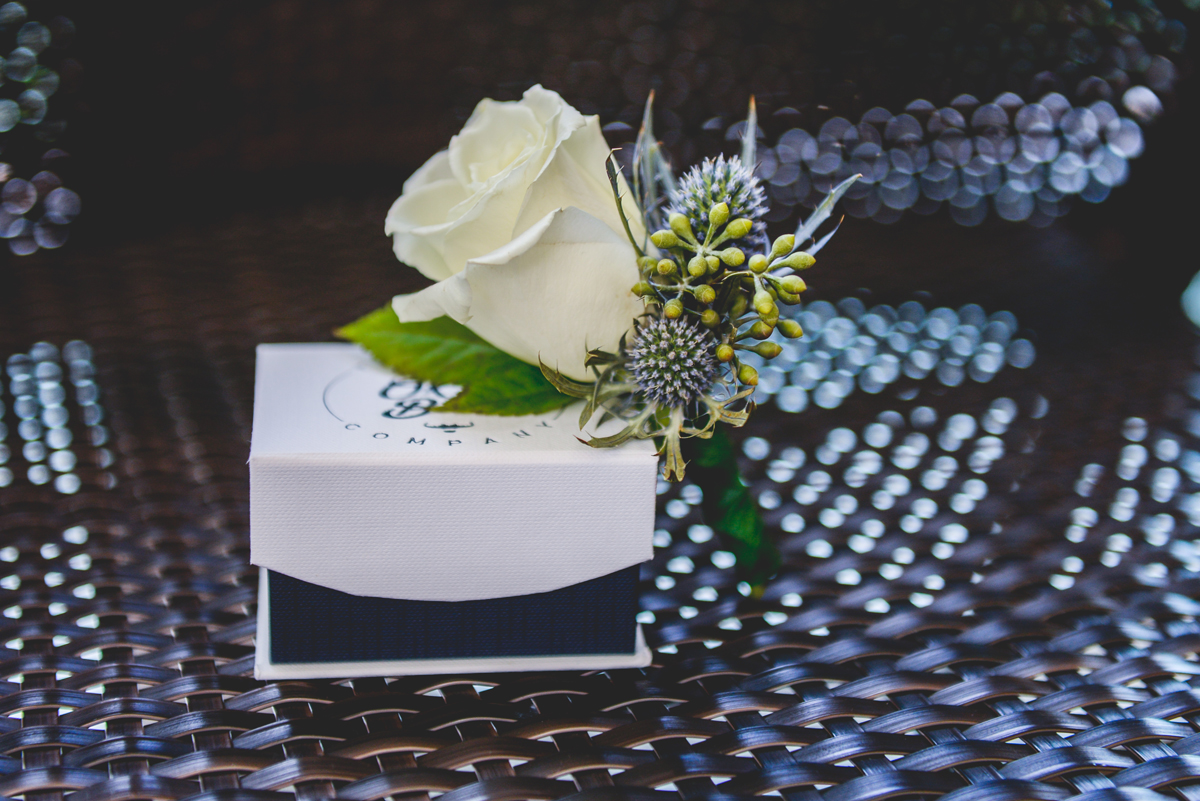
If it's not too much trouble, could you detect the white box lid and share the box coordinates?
[250,343,658,602]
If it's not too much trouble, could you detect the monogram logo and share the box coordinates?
[379,379,453,419]
[322,359,558,446]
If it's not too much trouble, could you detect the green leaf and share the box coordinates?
[538,360,593,399]
[683,427,780,589]
[632,90,675,233]
[792,173,860,248]
[336,306,575,416]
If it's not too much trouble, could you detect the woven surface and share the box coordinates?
[1,202,1200,801]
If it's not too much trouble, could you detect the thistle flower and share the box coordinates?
[540,335,753,482]
[666,154,768,250]
[629,317,717,407]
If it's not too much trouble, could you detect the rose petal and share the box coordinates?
[393,207,643,382]
[384,178,470,281]
[449,100,541,190]
[523,84,587,130]
[392,269,472,324]
[436,167,537,283]
[402,149,454,194]
[394,88,596,283]
[515,115,645,249]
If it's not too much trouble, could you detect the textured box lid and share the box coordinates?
[250,343,657,602]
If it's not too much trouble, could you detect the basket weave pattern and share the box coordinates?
[1,205,1199,801]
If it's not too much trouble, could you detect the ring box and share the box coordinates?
[250,343,657,678]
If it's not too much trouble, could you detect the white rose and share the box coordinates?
[386,85,645,382]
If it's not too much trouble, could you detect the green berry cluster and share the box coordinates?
[632,203,814,391]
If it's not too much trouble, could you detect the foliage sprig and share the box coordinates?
[545,94,859,482]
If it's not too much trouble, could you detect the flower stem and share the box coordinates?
[606,153,646,258]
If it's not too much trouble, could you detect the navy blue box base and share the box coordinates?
[267,566,639,665]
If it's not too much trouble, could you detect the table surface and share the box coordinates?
[1,198,1199,801]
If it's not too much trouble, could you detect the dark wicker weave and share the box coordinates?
[0,199,1198,801]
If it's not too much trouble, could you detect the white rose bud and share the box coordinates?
[386,86,647,381]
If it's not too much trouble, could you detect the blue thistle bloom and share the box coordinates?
[629,317,718,407]
[666,154,768,250]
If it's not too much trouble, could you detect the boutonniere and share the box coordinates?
[340,86,854,582]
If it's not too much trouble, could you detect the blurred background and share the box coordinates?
[2,8,1200,798]
[2,0,1198,405]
